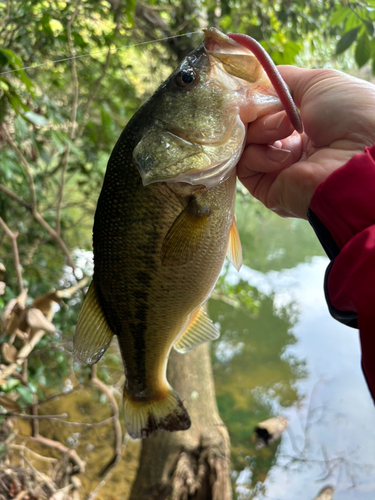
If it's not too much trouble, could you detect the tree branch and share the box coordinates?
[28,435,85,474]
[0,184,32,210]
[0,123,75,269]
[90,364,122,471]
[0,217,24,294]
[55,0,82,236]
[77,18,120,138]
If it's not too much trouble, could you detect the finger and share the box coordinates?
[277,66,338,109]
[237,133,303,179]
[246,111,295,145]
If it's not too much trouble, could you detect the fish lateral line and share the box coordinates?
[227,32,303,134]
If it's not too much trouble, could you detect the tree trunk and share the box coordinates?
[129,344,232,500]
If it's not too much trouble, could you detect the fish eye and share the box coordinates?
[176,68,198,88]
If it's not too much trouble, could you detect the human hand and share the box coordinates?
[237,66,375,219]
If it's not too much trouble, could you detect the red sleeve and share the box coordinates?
[308,144,375,401]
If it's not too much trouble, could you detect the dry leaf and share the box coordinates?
[15,328,27,340]
[0,281,5,295]
[0,262,5,280]
[33,290,62,315]
[0,394,22,413]
[4,312,20,336]
[16,288,28,309]
[26,308,55,333]
[1,343,18,363]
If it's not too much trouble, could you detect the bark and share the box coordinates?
[129,344,232,500]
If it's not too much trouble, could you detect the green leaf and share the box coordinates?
[345,11,363,31]
[355,31,372,67]
[0,96,7,123]
[364,20,374,36]
[24,111,49,126]
[17,70,35,94]
[16,385,33,405]
[335,28,359,55]
[15,114,29,139]
[330,6,350,26]
[0,48,22,69]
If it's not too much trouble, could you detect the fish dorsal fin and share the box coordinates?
[161,197,210,267]
[174,307,220,353]
[74,281,114,365]
[226,216,242,271]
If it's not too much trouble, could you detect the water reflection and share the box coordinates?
[209,276,305,497]
[209,202,375,500]
[22,201,375,499]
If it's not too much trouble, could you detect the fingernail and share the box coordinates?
[264,113,285,130]
[266,145,291,163]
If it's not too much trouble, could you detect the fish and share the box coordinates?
[74,28,301,439]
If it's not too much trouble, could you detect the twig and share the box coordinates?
[31,395,39,438]
[20,454,57,494]
[4,413,67,420]
[0,330,49,379]
[13,491,27,500]
[90,365,122,471]
[5,412,117,428]
[67,0,81,143]
[28,435,85,474]
[9,444,58,462]
[55,0,82,236]
[0,184,32,209]
[85,435,129,500]
[77,18,120,138]
[0,217,24,294]
[0,278,88,380]
[0,124,75,269]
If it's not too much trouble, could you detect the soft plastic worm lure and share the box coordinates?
[228,33,303,134]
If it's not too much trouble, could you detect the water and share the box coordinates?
[210,202,375,500]
[31,199,375,499]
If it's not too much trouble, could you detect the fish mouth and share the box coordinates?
[203,28,264,85]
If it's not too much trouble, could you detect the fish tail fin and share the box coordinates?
[123,386,191,439]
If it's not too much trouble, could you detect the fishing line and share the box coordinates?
[0,30,202,77]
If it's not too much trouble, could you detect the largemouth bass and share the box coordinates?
[74,28,301,439]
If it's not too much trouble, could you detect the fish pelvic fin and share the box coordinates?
[123,386,191,439]
[226,215,242,272]
[74,281,114,365]
[174,306,220,353]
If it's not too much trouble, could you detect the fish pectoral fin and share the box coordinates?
[74,281,114,365]
[174,307,220,353]
[226,216,242,272]
[161,197,211,267]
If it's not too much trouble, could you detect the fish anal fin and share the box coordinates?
[161,197,210,267]
[227,216,242,271]
[174,307,220,354]
[74,281,114,365]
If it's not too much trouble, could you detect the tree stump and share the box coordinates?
[129,344,232,500]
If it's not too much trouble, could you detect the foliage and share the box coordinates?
[331,1,375,73]
[0,0,373,498]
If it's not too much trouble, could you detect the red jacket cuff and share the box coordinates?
[310,144,375,249]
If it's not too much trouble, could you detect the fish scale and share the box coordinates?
[74,27,296,438]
